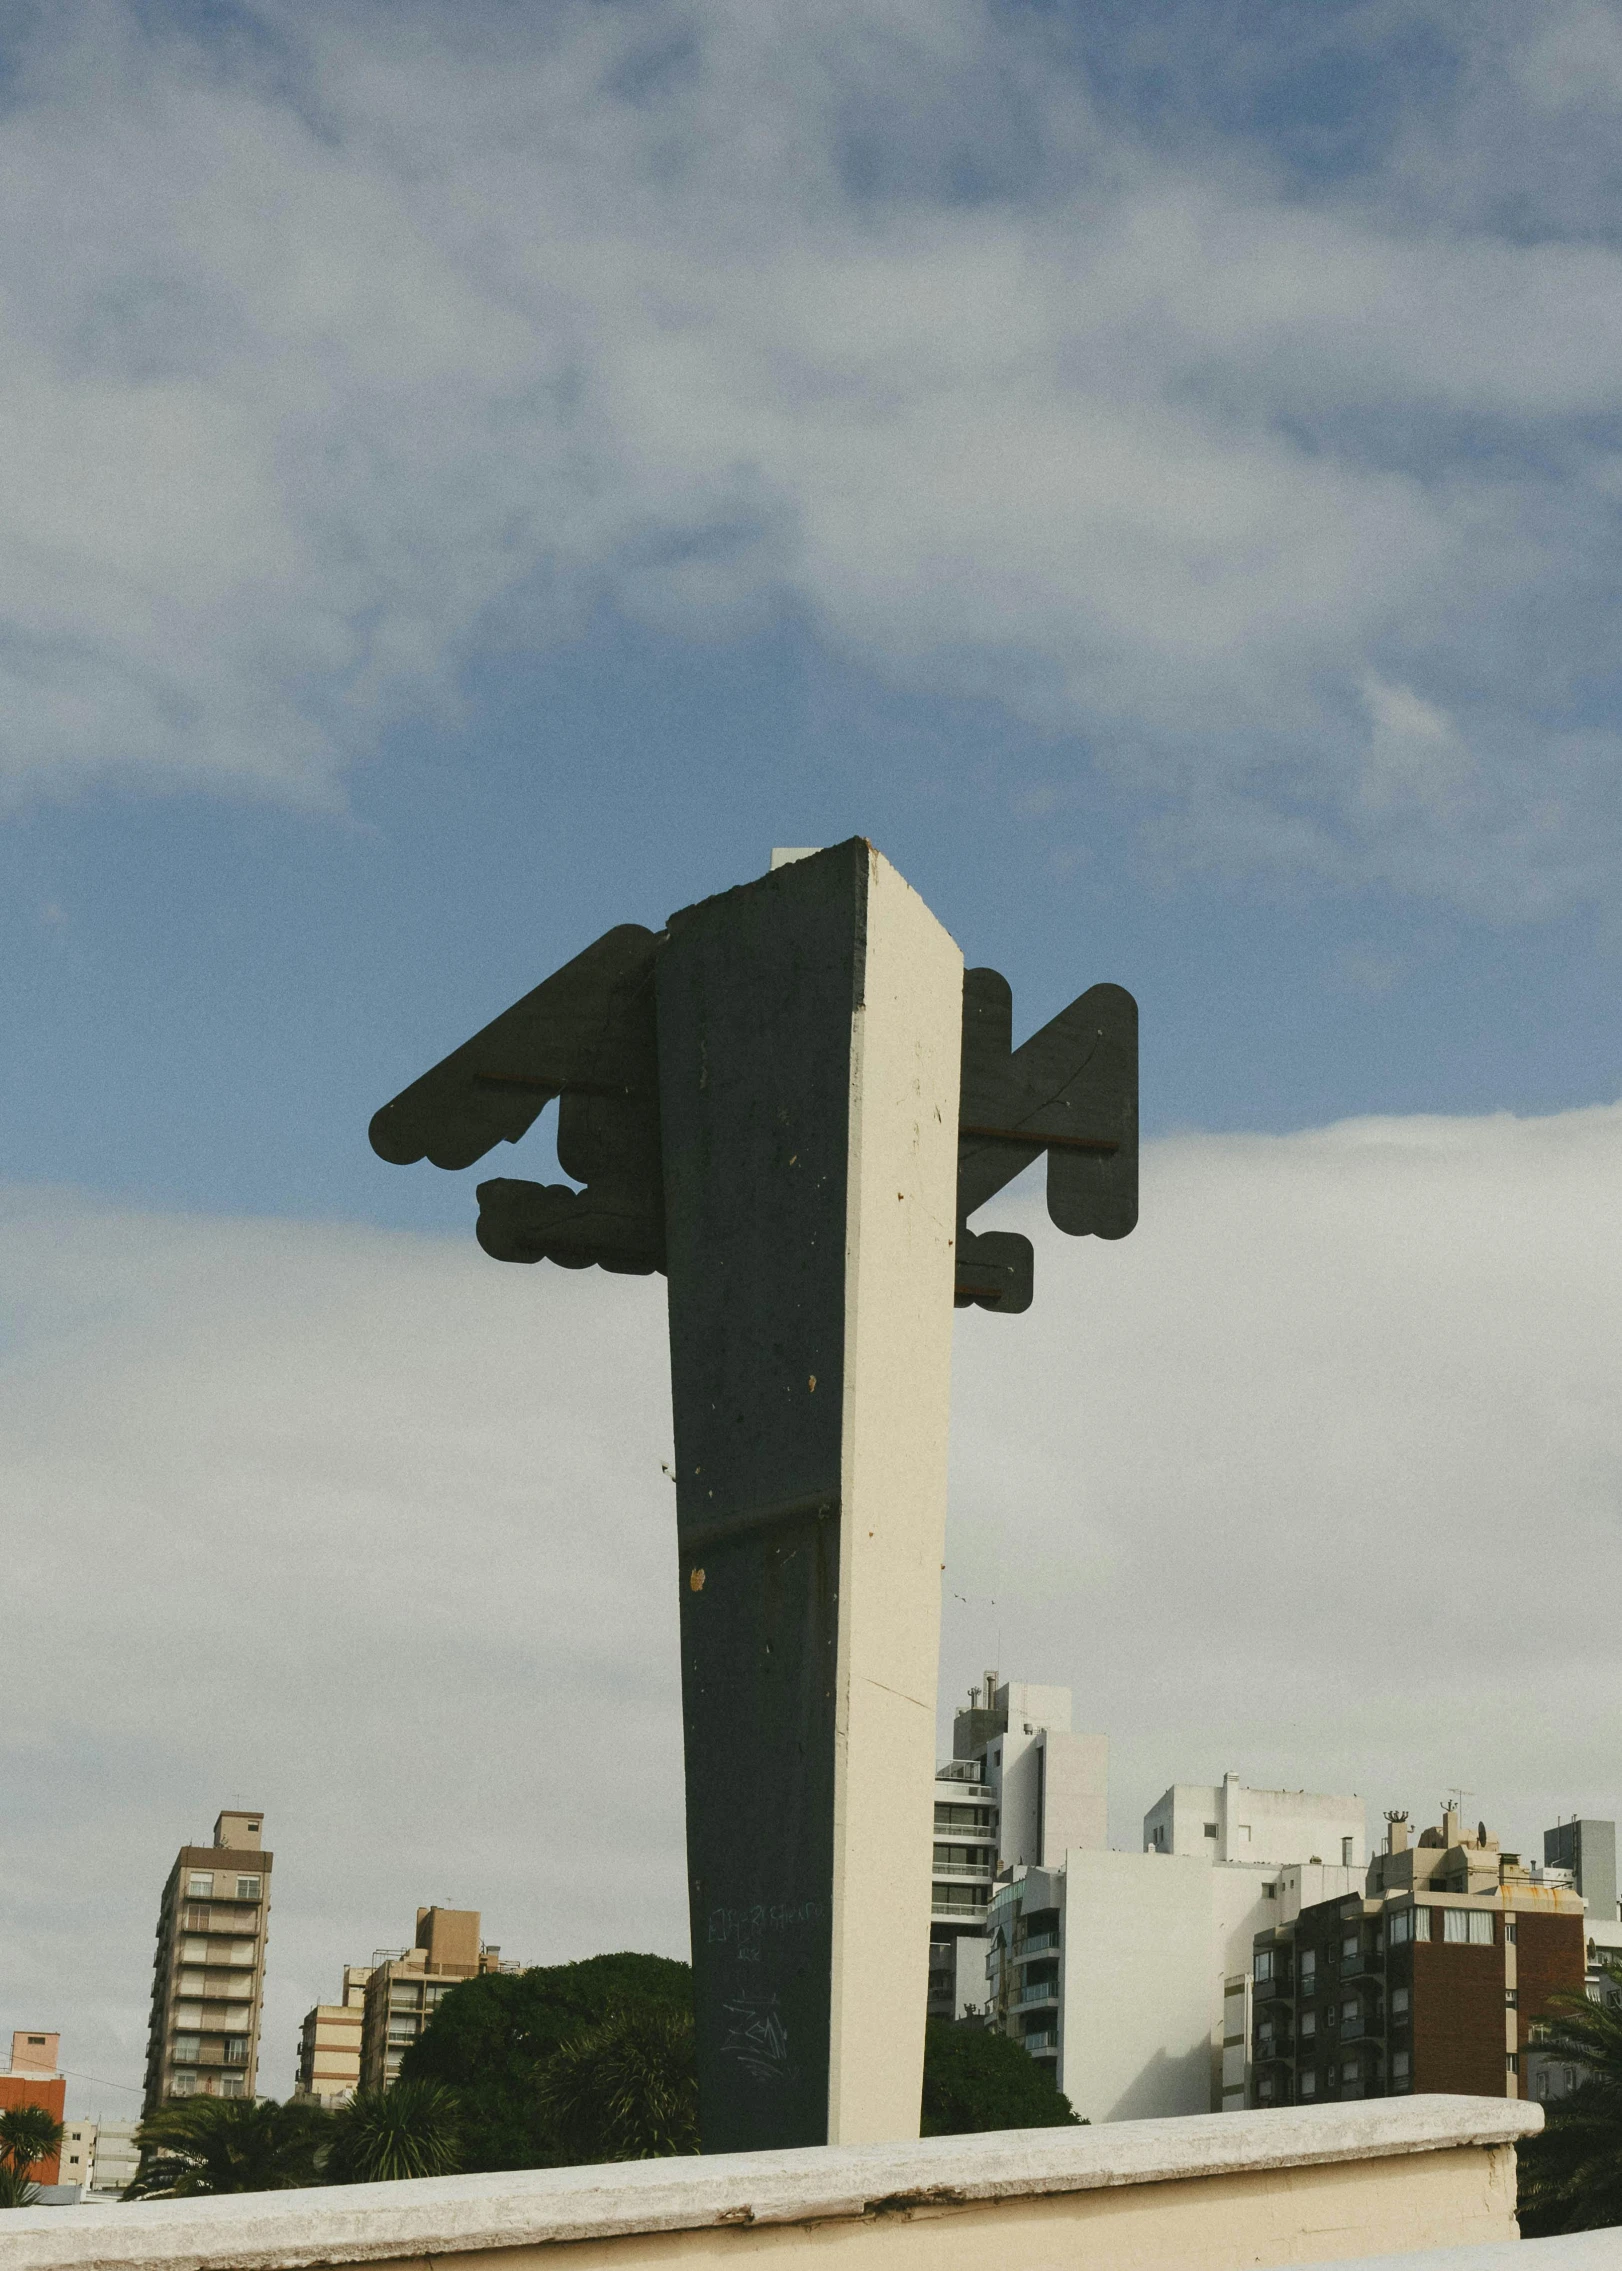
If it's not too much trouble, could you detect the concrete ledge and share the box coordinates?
[0,2097,1542,2271]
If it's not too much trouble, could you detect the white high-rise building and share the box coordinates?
[929,1674,1107,2020]
[985,1770,1366,2120]
[1144,1774,1364,1873]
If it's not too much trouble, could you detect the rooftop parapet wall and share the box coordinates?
[0,2097,1539,2271]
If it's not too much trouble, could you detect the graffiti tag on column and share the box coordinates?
[706,1897,825,1964]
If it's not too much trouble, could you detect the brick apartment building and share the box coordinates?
[0,2032,66,2184]
[1249,1805,1584,2107]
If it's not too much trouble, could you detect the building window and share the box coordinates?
[1299,2071,1316,2098]
[1506,1919,1517,1943]
[1300,2010,1316,2039]
[1204,1823,1217,1838]
[1507,2054,1520,2075]
[187,1873,214,1897]
[183,1906,210,1930]
[170,2074,199,2098]
[1392,2050,1410,2078]
[235,1876,262,1900]
[1341,1935,1360,1964]
[1341,1998,1359,2025]
[1342,2059,1360,2083]
[1254,1950,1273,1984]
[1506,1989,1519,2009]
[172,2036,200,2064]
[1300,1951,1316,1988]
[1342,1837,1354,1865]
[1444,1909,1494,1945]
[220,2077,245,2098]
[1256,2075,1273,2100]
[1391,1988,1409,2018]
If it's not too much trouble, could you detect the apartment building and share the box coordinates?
[1545,1818,1619,1925]
[295,1965,373,2106]
[979,1771,1365,2121]
[929,1674,1107,2021]
[1145,1773,1364,1873]
[87,2122,141,2197]
[58,2120,95,2193]
[142,1808,272,2111]
[360,1908,509,2091]
[1248,1806,1585,2109]
[1,2033,66,2184]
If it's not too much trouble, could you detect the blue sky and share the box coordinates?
[6,0,1622,2110]
[4,0,1622,1236]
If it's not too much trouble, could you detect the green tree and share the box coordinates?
[536,2004,699,2164]
[328,2083,463,2184]
[1519,1965,1622,2237]
[920,2018,1084,2135]
[124,2096,333,2199]
[0,2104,64,2193]
[399,1954,693,2172]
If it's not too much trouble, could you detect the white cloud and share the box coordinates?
[5,1097,1621,2108]
[0,5,1619,905]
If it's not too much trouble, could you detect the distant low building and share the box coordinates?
[295,1966,373,2106]
[360,1909,512,2092]
[57,2120,95,2192]
[86,2121,140,2197]
[1249,1805,1585,2109]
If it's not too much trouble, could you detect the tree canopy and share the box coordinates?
[327,2083,463,2184]
[125,2096,332,2198]
[920,2018,1083,2135]
[398,1953,694,2172]
[1519,1965,1622,2237]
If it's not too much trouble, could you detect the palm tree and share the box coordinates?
[1518,1962,1622,2237]
[327,2084,462,2183]
[535,2004,699,2164]
[125,2096,332,2198]
[0,2106,63,2207]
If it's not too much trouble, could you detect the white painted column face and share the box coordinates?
[827,847,963,2144]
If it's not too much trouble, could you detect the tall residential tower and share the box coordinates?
[142,1809,272,2112]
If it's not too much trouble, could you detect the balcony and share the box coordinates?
[1017,1931,1060,1959]
[1015,1981,1059,2009]
[932,1862,994,1883]
[1021,2028,1058,2052]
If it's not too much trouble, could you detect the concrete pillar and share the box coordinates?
[658,841,962,2152]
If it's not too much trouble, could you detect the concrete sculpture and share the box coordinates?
[371,840,1136,2152]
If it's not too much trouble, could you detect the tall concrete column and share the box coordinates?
[658,842,961,2150]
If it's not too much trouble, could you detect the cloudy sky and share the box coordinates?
[4,0,1622,2113]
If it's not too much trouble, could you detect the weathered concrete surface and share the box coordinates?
[658,842,961,2150]
[0,2097,1539,2271]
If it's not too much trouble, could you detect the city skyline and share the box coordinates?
[4,0,1621,2129]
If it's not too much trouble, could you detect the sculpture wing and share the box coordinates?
[954,968,1137,1311]
[368,925,661,1171]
